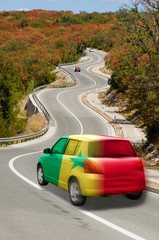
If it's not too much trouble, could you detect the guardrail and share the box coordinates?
[0,63,78,147]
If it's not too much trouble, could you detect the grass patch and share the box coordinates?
[24,113,47,135]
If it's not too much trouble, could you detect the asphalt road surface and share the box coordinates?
[0,50,159,240]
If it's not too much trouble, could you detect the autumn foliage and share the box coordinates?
[0,10,116,137]
[105,1,159,143]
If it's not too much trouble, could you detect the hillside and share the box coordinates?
[0,10,117,137]
[104,1,159,146]
[0,4,158,149]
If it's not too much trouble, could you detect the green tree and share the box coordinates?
[108,0,159,142]
[0,53,26,137]
[21,18,29,28]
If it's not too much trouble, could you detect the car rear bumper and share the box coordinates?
[78,173,145,196]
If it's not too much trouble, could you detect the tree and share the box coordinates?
[0,52,26,137]
[0,10,116,137]
[107,0,159,142]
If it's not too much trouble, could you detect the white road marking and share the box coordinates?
[38,70,98,136]
[89,51,102,65]
[80,72,97,88]
[38,60,115,137]
[9,151,146,240]
[9,151,43,190]
[35,51,106,138]
[57,90,83,134]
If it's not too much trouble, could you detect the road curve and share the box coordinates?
[0,50,159,240]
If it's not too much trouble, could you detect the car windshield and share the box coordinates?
[88,140,137,158]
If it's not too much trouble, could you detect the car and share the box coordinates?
[37,134,146,206]
[89,48,94,52]
[74,67,81,72]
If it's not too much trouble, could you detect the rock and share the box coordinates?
[153,158,159,162]
[145,144,154,153]
[153,150,159,158]
[25,97,39,118]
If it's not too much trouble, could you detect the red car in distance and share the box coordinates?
[74,67,81,72]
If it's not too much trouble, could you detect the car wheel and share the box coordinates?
[37,165,48,186]
[68,178,86,206]
[125,192,143,200]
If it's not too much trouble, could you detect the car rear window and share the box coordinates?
[88,140,137,158]
[65,140,81,156]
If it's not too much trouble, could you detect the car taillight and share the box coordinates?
[84,160,99,174]
[137,160,144,171]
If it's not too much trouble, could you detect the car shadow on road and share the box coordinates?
[44,183,147,211]
[82,191,147,211]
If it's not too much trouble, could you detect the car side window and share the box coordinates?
[51,138,68,154]
[64,140,80,156]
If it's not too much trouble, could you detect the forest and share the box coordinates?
[0,10,116,137]
[0,1,159,146]
[105,0,159,144]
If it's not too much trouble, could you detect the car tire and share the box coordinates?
[125,192,143,200]
[68,178,86,206]
[37,165,48,186]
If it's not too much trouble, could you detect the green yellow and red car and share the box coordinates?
[37,134,146,206]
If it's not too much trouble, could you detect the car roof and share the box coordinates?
[62,134,128,142]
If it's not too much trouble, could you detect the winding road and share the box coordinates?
[0,50,159,240]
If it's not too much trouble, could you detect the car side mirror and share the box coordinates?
[43,148,51,154]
